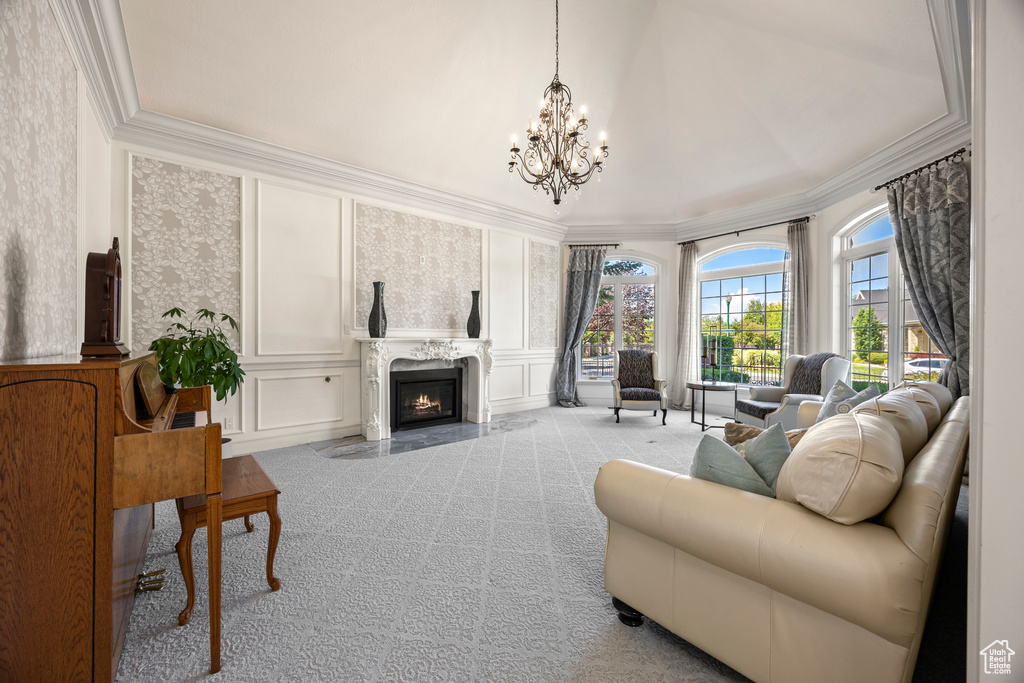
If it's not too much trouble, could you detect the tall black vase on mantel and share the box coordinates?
[368,281,387,338]
[467,290,481,339]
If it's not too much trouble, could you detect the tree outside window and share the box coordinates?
[581,260,655,378]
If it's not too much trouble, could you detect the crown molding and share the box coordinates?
[62,0,968,246]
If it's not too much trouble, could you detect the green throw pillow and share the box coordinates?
[816,380,881,423]
[734,423,792,492]
[690,434,776,497]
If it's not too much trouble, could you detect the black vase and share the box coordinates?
[467,290,481,338]
[368,281,387,338]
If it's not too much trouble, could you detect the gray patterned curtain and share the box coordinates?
[670,242,698,409]
[886,157,970,398]
[556,246,607,407]
[784,219,809,357]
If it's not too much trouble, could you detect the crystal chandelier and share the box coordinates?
[508,0,608,206]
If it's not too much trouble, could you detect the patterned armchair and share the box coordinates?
[734,352,851,430]
[612,350,668,425]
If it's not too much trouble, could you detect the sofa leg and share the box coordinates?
[661,408,667,425]
[614,407,620,423]
[612,597,644,627]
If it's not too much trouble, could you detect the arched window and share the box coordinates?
[580,258,657,378]
[839,207,946,390]
[699,246,788,386]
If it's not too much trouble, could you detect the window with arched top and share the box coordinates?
[698,246,788,386]
[580,258,657,379]
[839,207,946,390]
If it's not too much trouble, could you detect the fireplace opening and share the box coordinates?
[390,368,463,432]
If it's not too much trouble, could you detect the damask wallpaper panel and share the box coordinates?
[530,241,559,348]
[0,0,78,361]
[131,156,241,352]
[355,203,482,331]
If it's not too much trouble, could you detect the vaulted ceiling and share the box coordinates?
[116,0,969,233]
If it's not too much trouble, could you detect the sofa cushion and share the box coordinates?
[815,380,880,422]
[735,399,779,420]
[901,380,953,414]
[690,434,776,497]
[897,386,942,435]
[620,387,661,401]
[733,423,792,492]
[777,413,904,524]
[852,390,929,465]
[724,422,810,450]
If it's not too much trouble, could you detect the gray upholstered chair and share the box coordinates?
[612,350,668,425]
[734,352,851,430]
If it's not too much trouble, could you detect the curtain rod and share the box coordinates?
[873,146,971,192]
[676,216,810,246]
[566,243,620,248]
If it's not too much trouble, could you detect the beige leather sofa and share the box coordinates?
[594,382,968,683]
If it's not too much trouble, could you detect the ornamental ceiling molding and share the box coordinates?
[60,0,968,241]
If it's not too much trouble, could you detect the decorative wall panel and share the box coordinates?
[355,203,481,330]
[0,0,78,361]
[130,156,241,352]
[530,241,559,348]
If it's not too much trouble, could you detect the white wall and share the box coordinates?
[970,1,1024,678]
[106,142,559,452]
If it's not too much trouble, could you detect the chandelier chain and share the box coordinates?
[554,0,559,77]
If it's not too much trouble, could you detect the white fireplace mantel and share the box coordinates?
[357,337,493,441]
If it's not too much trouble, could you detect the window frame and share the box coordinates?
[835,204,945,389]
[697,240,789,387]
[578,256,658,380]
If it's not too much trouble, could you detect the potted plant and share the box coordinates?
[149,308,245,402]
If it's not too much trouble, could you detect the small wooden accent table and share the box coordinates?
[175,455,282,626]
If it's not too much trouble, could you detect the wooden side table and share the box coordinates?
[685,381,738,431]
[175,455,281,626]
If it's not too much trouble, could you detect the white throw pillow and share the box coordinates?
[777,413,904,525]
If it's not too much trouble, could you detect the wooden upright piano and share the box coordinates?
[0,353,223,681]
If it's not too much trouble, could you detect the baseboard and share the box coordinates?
[490,394,557,414]
[223,423,363,455]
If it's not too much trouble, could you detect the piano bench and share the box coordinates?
[174,454,282,627]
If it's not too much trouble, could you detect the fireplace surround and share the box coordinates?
[358,338,492,441]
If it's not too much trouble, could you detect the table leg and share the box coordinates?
[266,495,282,591]
[690,389,696,425]
[206,493,222,674]
[701,389,708,431]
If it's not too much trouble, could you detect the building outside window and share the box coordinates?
[699,247,788,386]
[580,258,656,378]
[841,208,946,391]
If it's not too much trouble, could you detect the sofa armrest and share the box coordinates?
[798,400,824,428]
[594,459,926,645]
[748,386,786,402]
[764,393,822,429]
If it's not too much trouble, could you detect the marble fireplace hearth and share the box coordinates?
[358,338,493,441]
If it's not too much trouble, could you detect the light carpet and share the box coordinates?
[116,405,747,682]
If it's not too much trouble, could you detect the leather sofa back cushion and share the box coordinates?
[777,413,905,525]
[902,380,954,414]
[898,386,942,435]
[852,390,929,465]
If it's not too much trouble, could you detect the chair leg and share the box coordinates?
[266,495,282,591]
[661,408,667,425]
[614,407,620,423]
[174,513,198,626]
[652,410,657,416]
